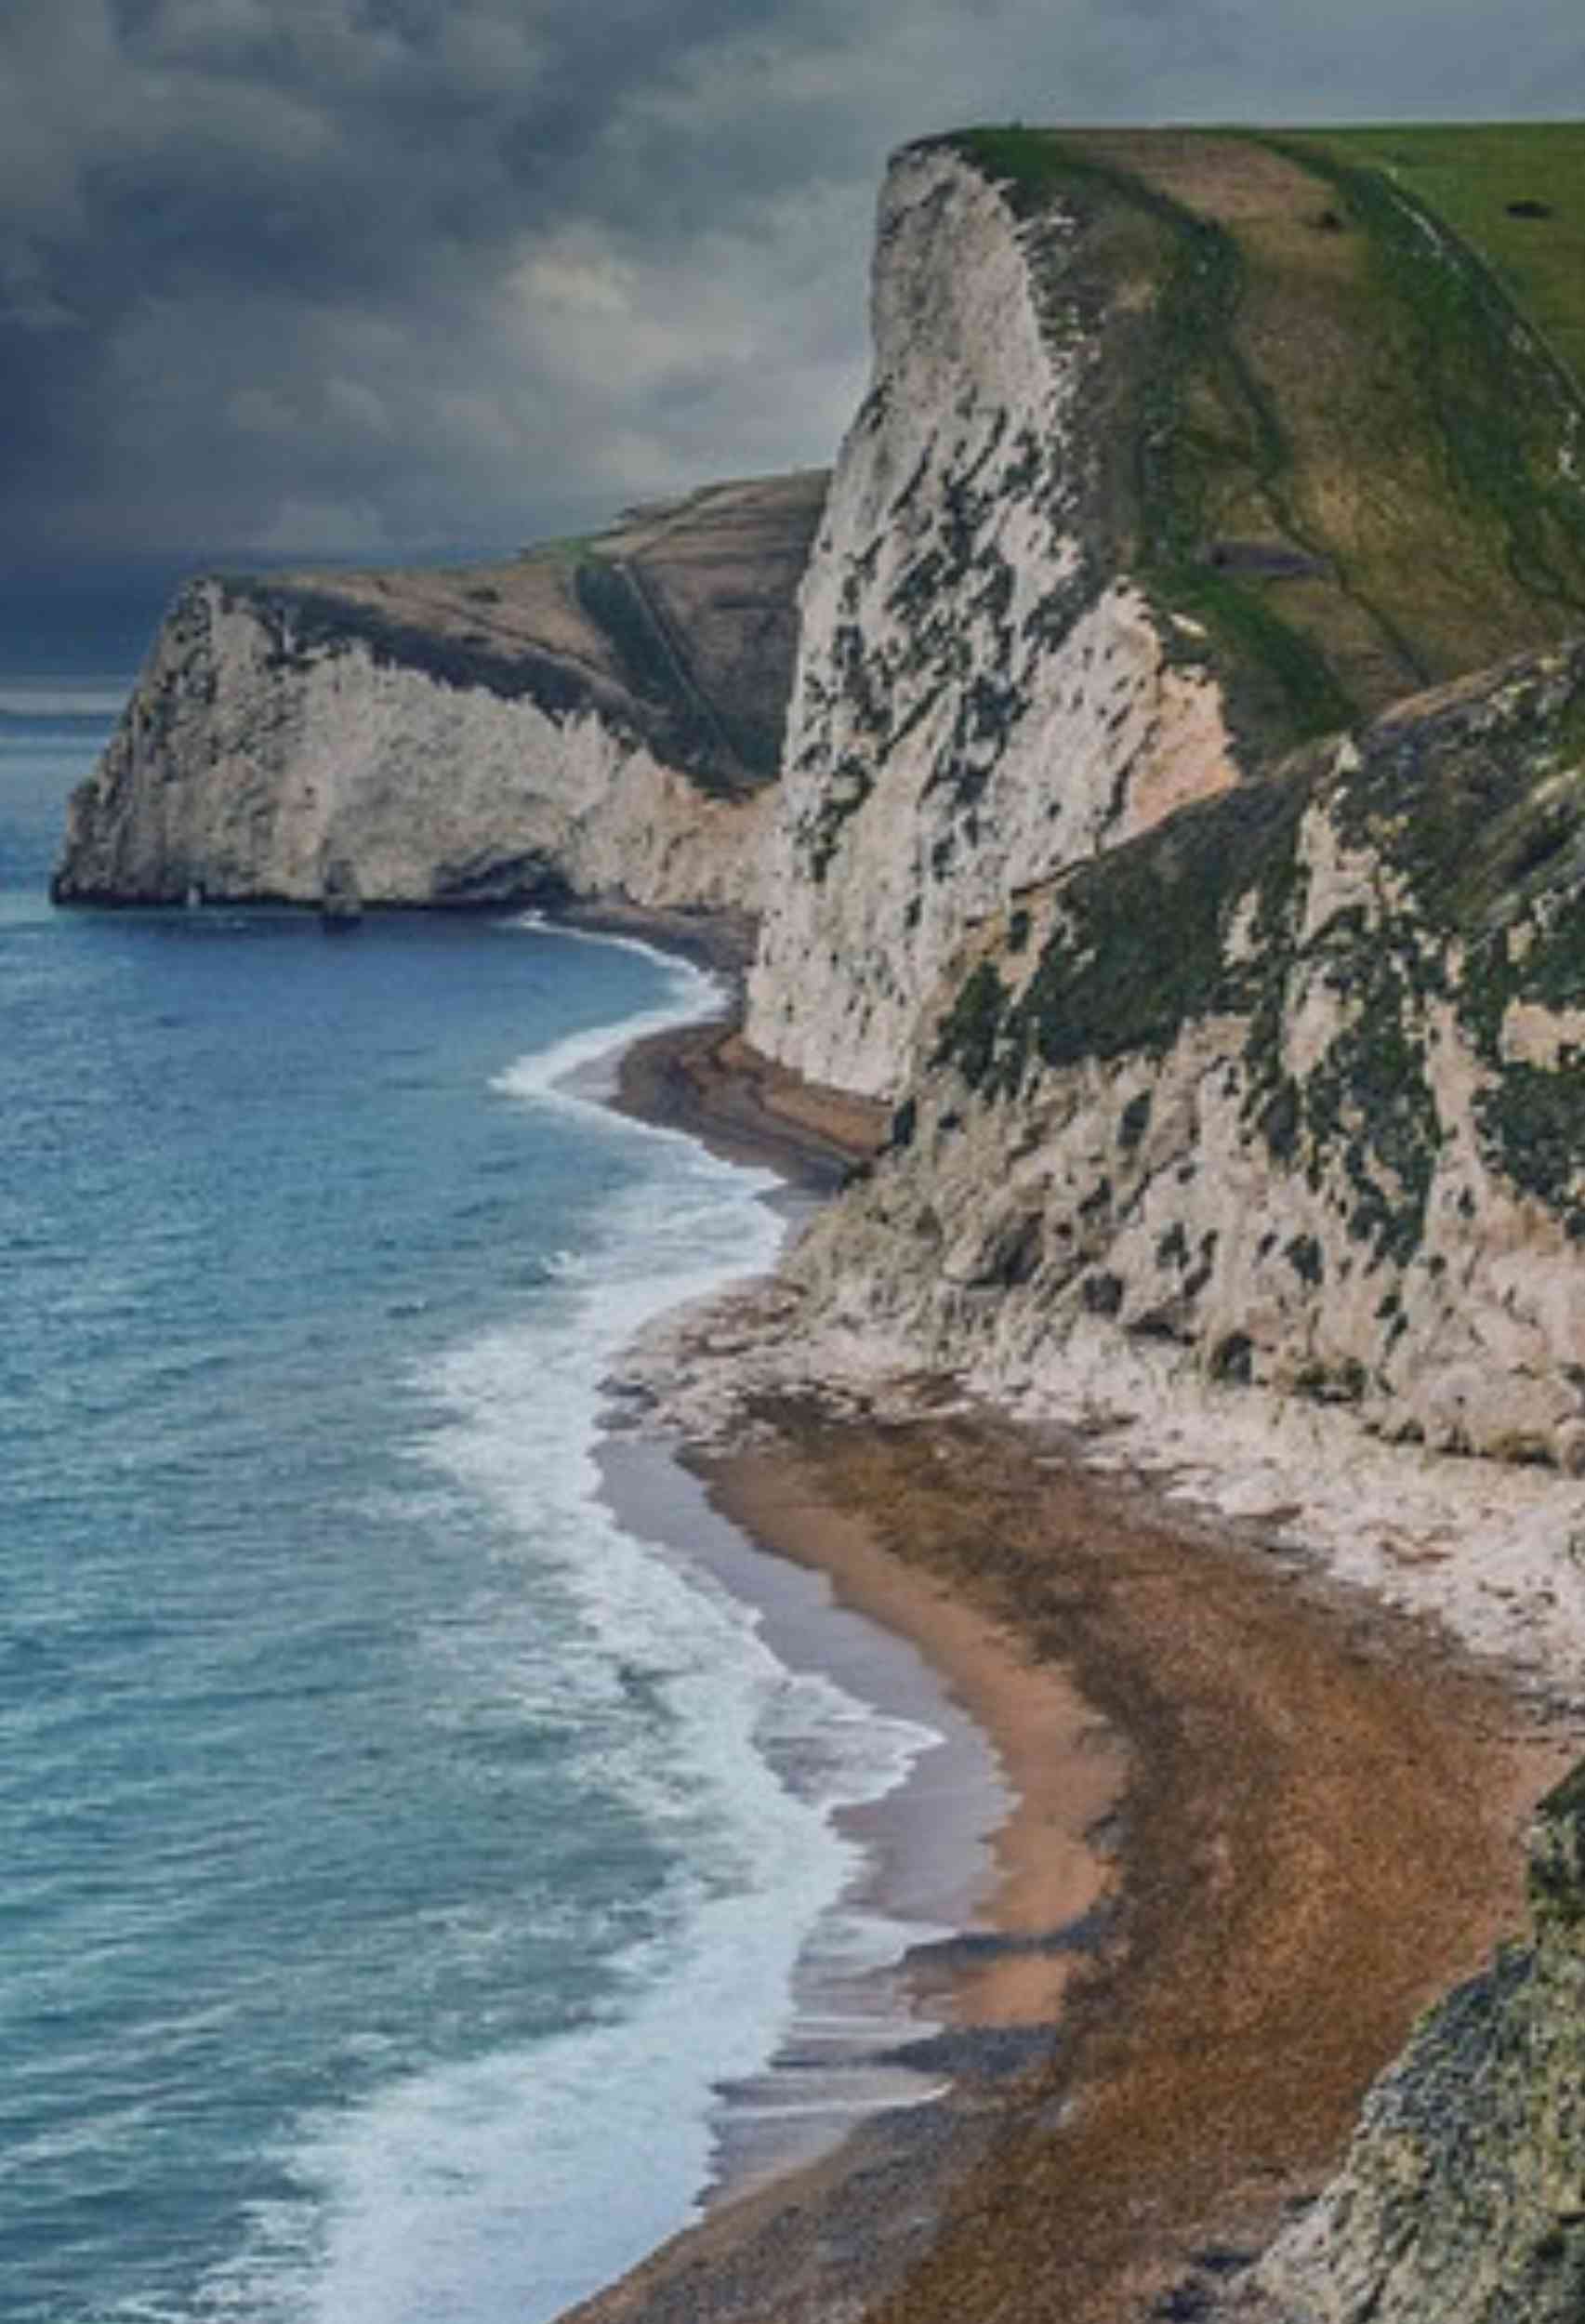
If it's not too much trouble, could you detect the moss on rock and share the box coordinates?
[1258,1754,1585,2322]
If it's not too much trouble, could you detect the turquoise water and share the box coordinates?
[0,701,944,2322]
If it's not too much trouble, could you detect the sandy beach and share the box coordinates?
[569,1003,1585,2324]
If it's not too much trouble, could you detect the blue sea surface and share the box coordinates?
[0,698,943,2322]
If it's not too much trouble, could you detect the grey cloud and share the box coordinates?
[2,0,1582,614]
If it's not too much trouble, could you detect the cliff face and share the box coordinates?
[745,141,1237,1097]
[53,126,1585,1474]
[790,642,1585,1467]
[53,471,825,913]
[747,125,1585,1099]
[54,131,1585,1469]
[1255,1763,1585,2323]
[55,576,769,913]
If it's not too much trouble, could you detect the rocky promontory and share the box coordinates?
[746,126,1585,1097]
[53,469,825,914]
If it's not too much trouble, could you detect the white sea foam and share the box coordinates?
[207,941,950,2324]
[209,1882,907,2324]
[493,918,727,1103]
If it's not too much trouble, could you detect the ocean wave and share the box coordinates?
[217,943,949,2324]
[490,927,725,1108]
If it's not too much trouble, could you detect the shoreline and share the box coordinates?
[598,980,1125,2212]
[596,1434,1110,2203]
[692,1443,1126,2036]
[577,982,1583,2321]
[580,1411,1579,2324]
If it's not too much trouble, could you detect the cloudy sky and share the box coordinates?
[4,0,1582,646]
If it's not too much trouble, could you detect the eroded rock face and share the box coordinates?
[745,141,1237,1099]
[52,472,825,914]
[1255,1763,1585,2324]
[790,642,1585,1466]
[54,578,772,912]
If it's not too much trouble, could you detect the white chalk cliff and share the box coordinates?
[53,132,1585,1477]
[54,471,826,918]
[745,142,1237,1097]
[788,643,1585,1470]
[56,577,767,913]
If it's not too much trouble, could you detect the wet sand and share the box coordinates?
[610,1005,888,1195]
[567,1006,1582,2323]
[694,1443,1127,2036]
[597,1432,1115,2212]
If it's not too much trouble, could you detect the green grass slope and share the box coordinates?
[1301,124,1585,387]
[947,123,1585,765]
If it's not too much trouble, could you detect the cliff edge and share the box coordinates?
[747,127,1585,1096]
[53,469,825,913]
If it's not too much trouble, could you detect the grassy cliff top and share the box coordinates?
[1297,124,1585,386]
[223,469,827,798]
[945,123,1585,765]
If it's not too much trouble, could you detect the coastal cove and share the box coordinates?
[16,751,1578,2322]
[583,992,1585,2324]
[33,109,1585,2321]
[2,751,1027,2324]
[20,781,1585,2324]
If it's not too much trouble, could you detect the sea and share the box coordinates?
[0,679,1002,2323]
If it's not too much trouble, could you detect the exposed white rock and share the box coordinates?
[55,579,773,915]
[745,141,1237,1100]
[1502,997,1585,1066]
[609,1255,1585,1691]
[53,471,826,919]
[782,644,1585,1496]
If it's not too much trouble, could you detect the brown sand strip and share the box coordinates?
[549,902,889,1188]
[614,1019,887,1191]
[824,1416,1578,2324]
[707,1449,1127,2035]
[572,1004,1578,2320]
[566,1402,1578,2324]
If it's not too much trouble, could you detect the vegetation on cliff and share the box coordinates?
[944,124,1585,767]
[902,641,1585,1451]
[934,644,1585,1240]
[221,469,826,803]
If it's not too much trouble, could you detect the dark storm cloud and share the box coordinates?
[3,0,1582,599]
